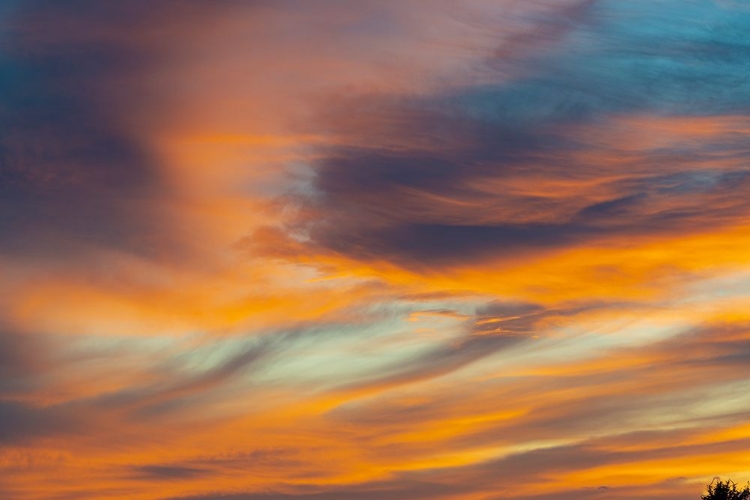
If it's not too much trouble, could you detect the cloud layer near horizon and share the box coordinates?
[2,1,750,499]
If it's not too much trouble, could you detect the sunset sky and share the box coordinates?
[2,1,750,499]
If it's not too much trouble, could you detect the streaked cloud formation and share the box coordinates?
[2,1,750,498]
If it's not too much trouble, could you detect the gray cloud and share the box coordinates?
[248,1,750,270]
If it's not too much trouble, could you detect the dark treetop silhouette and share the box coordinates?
[702,479,750,500]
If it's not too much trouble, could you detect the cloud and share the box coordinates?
[0,328,41,393]
[161,479,464,500]
[132,465,211,481]
[296,110,750,268]
[156,435,720,500]
[245,1,750,270]
[0,1,178,261]
[3,2,750,500]
[89,337,279,419]
[0,400,82,445]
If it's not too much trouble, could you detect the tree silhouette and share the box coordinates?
[702,479,750,500]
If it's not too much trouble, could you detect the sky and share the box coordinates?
[1,1,750,499]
